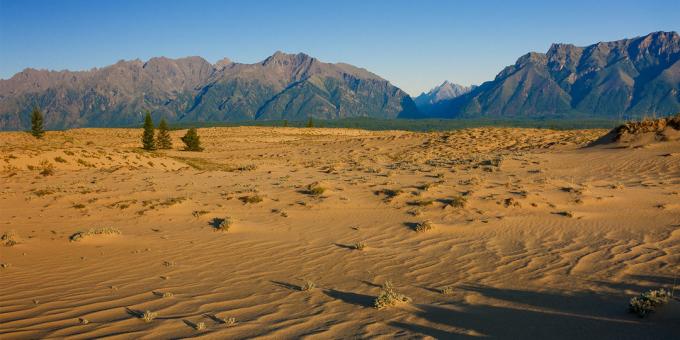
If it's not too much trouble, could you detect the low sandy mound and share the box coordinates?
[591,114,680,147]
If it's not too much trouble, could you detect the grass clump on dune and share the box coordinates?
[69,227,121,242]
[240,195,263,204]
[374,281,411,309]
[306,182,326,196]
[1,231,20,247]
[414,220,434,232]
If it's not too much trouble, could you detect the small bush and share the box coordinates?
[38,160,55,176]
[414,220,433,232]
[141,310,157,323]
[353,241,366,251]
[301,280,316,291]
[441,286,455,295]
[629,288,671,317]
[153,291,173,298]
[306,182,326,196]
[212,217,233,232]
[240,195,263,204]
[1,231,19,247]
[374,281,411,309]
[54,156,67,163]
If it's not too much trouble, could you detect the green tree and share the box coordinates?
[141,111,156,150]
[283,120,288,127]
[181,127,203,151]
[30,106,45,138]
[306,117,314,128]
[156,118,172,149]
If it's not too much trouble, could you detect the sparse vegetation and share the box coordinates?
[141,310,157,322]
[306,182,326,196]
[69,227,121,242]
[414,220,434,232]
[54,156,67,163]
[38,160,55,176]
[211,217,233,232]
[353,241,366,251]
[240,195,263,204]
[441,286,455,295]
[374,281,411,309]
[301,280,316,291]
[153,291,173,298]
[629,288,671,317]
[1,231,19,247]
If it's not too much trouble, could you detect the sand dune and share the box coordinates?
[1,126,678,339]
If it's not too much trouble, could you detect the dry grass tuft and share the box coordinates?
[353,241,366,251]
[301,280,316,291]
[239,195,263,204]
[1,231,19,247]
[69,227,121,242]
[414,220,434,233]
[306,182,326,196]
[629,288,671,317]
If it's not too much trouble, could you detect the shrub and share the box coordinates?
[141,310,157,323]
[414,220,433,232]
[353,241,366,251]
[54,156,67,163]
[374,281,411,309]
[38,160,55,176]
[240,195,263,204]
[212,217,233,232]
[629,288,671,317]
[181,128,203,151]
[1,231,19,247]
[441,286,454,295]
[306,182,326,196]
[301,280,316,291]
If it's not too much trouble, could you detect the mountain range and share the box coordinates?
[427,31,680,119]
[0,31,678,130]
[0,52,417,130]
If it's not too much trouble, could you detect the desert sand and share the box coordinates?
[1,126,679,339]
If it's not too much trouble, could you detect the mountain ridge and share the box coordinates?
[428,31,680,119]
[0,52,418,130]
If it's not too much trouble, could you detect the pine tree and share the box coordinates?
[181,127,203,151]
[306,117,314,128]
[141,111,156,150]
[30,106,45,138]
[156,118,172,149]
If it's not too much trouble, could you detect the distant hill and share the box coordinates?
[413,81,473,115]
[427,31,680,119]
[0,52,418,130]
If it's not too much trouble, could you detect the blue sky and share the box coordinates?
[1,0,678,95]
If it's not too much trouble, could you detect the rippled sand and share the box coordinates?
[1,126,678,338]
